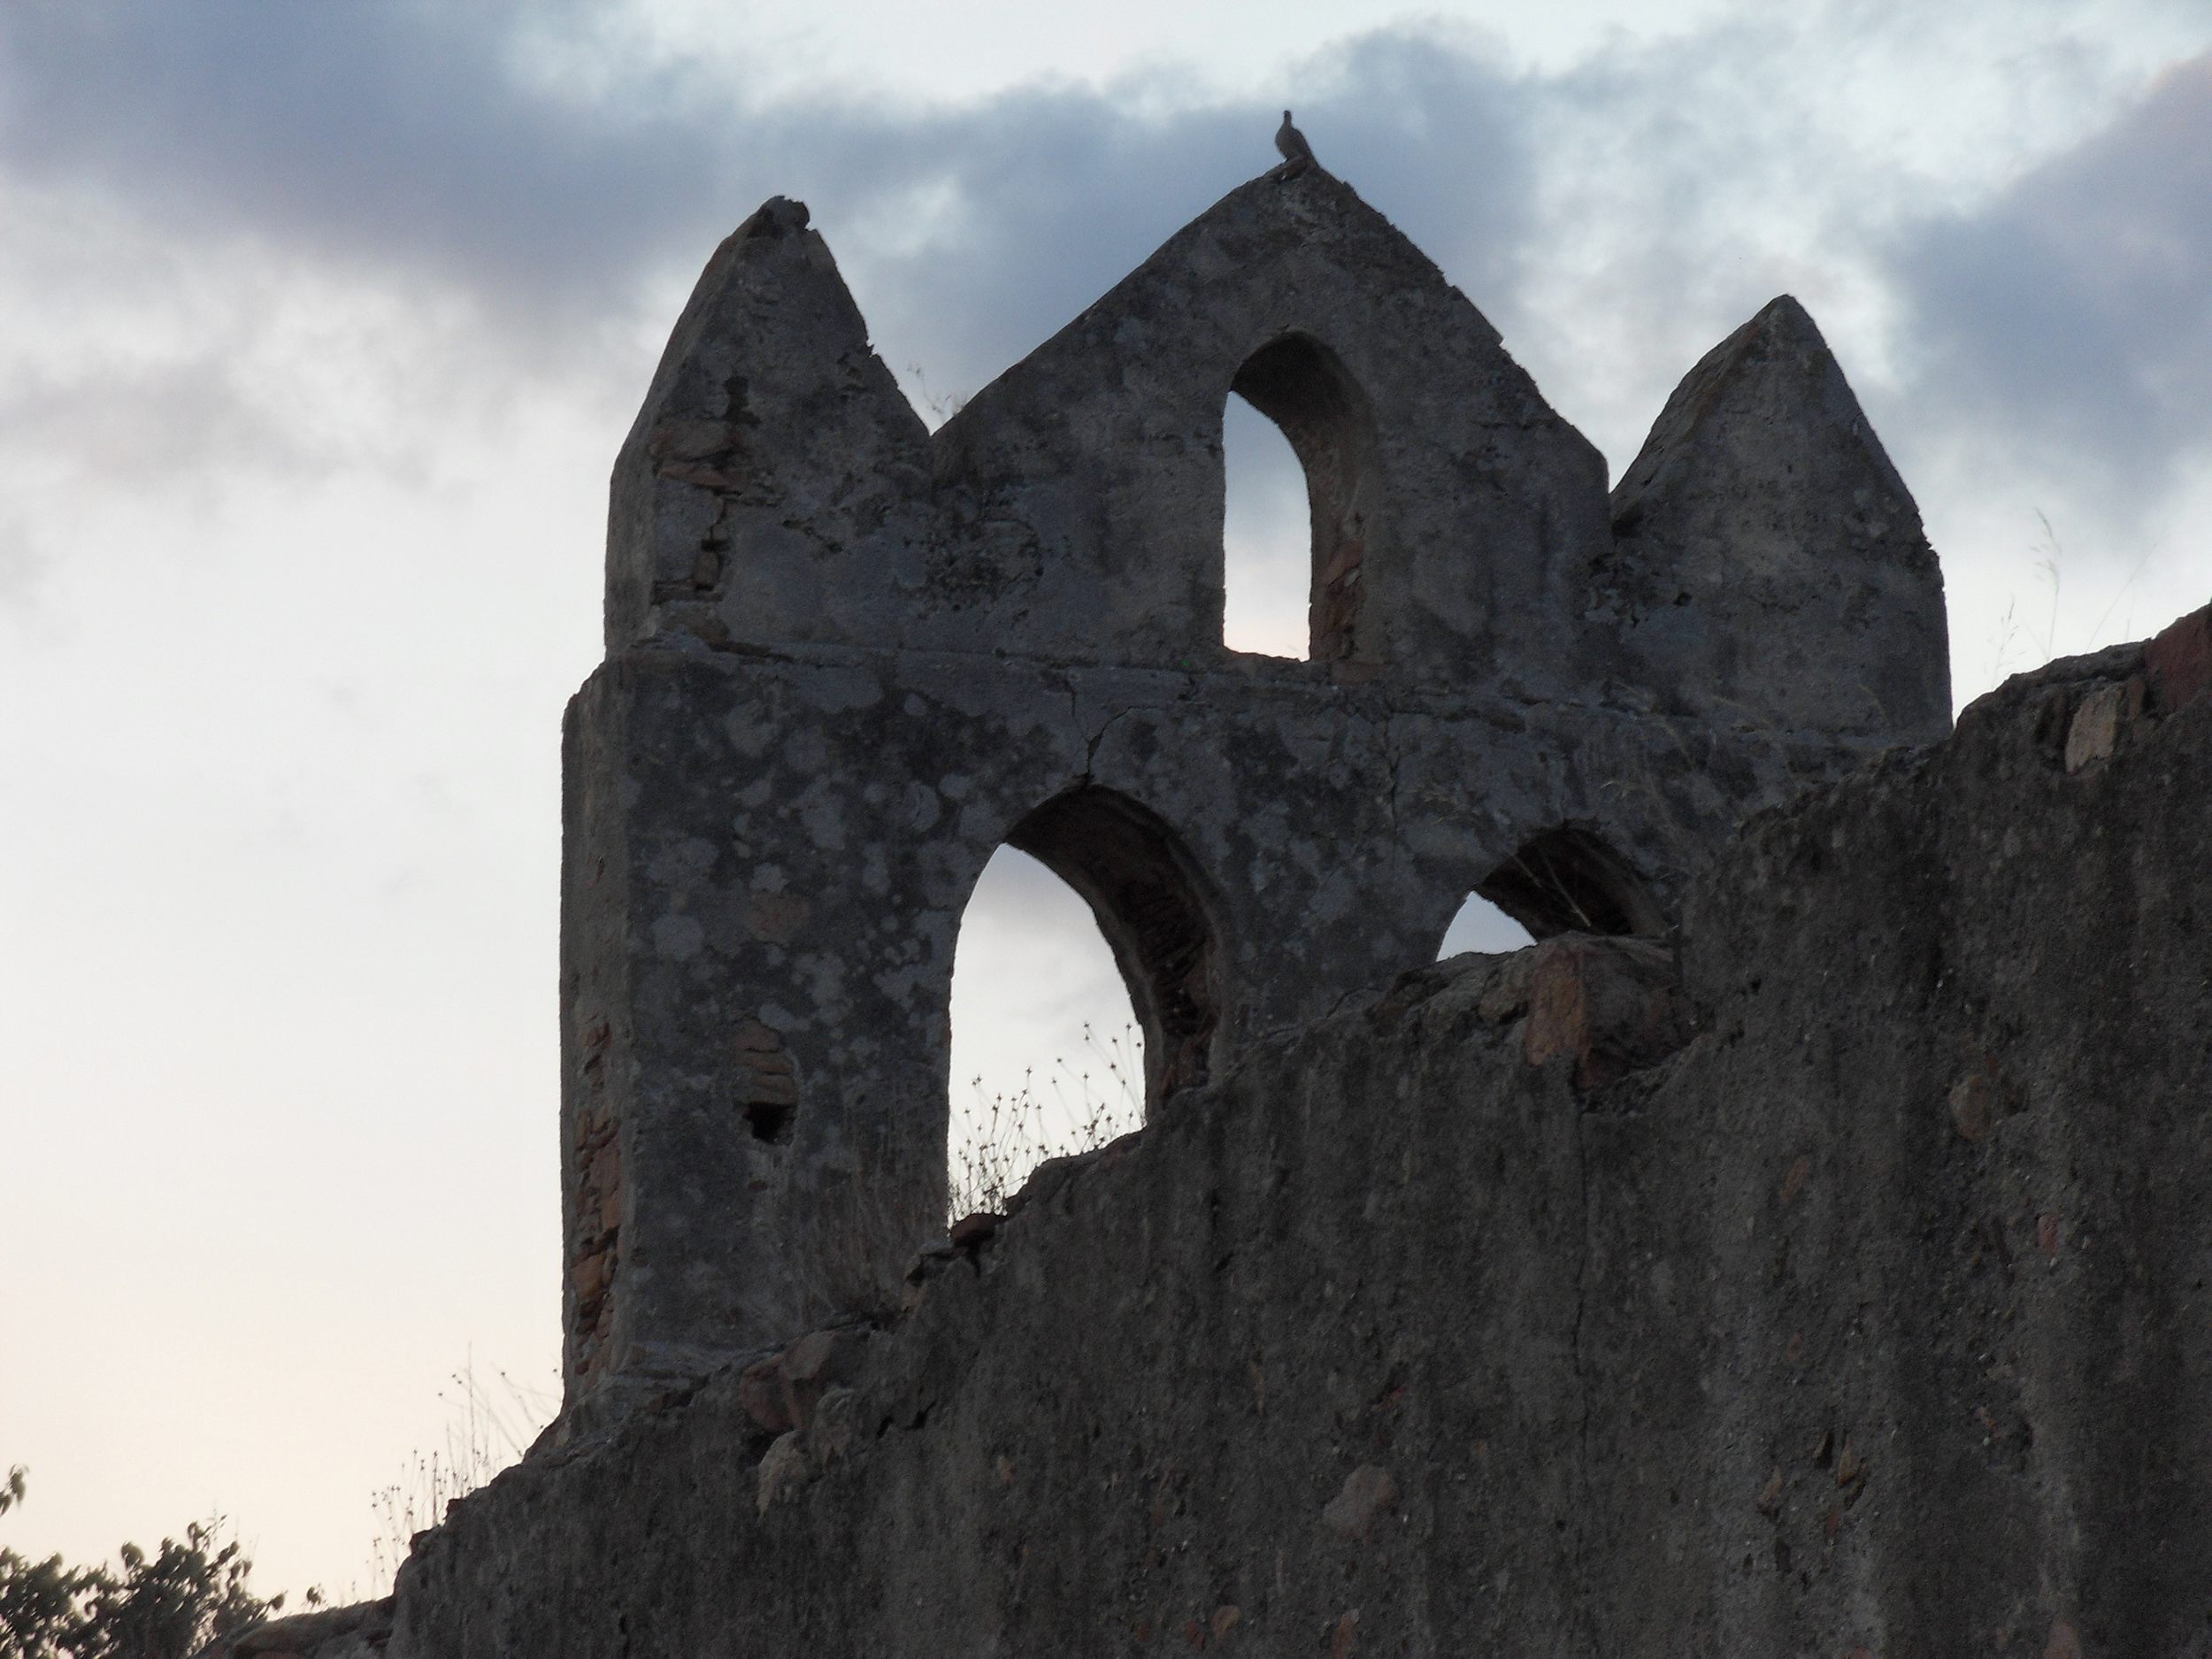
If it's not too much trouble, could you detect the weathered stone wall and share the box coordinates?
[560,642,1886,1385]
[375,611,2209,1658]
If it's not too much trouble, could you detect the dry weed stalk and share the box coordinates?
[949,1021,1143,1220]
[364,1357,555,1596]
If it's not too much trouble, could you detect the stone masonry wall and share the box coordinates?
[364,609,2209,1658]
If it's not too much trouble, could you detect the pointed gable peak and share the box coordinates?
[1605,294,1949,742]
[1188,163,1449,285]
[603,196,930,651]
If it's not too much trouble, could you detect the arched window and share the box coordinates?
[1221,395,1310,657]
[947,787,1221,1217]
[1473,826,1665,941]
[1221,334,1386,670]
[1005,787,1221,1103]
[949,845,1143,1219]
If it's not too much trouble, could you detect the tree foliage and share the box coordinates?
[1,1467,276,1659]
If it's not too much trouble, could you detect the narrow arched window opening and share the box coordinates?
[1222,395,1310,658]
[1474,826,1666,941]
[949,846,1144,1221]
[1221,334,1386,672]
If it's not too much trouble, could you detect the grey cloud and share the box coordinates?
[0,1,737,312]
[0,5,1534,392]
[1889,55,2212,502]
[830,37,1536,405]
[13,1,2208,542]
[0,516,47,610]
[0,353,352,487]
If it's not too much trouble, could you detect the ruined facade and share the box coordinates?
[559,165,1948,1400]
[214,159,2212,1659]
[373,606,2205,1659]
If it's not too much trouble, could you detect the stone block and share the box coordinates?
[733,1019,782,1053]
[779,1327,865,1430]
[740,1071,797,1106]
[1522,934,1690,1087]
[947,1211,999,1249]
[738,1358,792,1433]
[808,1386,859,1462]
[2065,681,2125,771]
[756,1429,810,1515]
[1321,1464,1398,1540]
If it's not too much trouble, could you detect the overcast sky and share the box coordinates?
[3,0,2208,1604]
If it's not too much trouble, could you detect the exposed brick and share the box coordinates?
[733,1018,783,1052]
[2146,604,2210,714]
[740,1360,794,1433]
[742,1071,798,1106]
[1523,934,1690,1088]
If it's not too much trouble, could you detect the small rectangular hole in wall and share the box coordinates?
[745,1101,795,1143]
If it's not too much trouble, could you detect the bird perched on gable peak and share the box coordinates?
[1274,110,1317,175]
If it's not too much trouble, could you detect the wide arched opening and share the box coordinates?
[1221,334,1386,672]
[1007,787,1222,1104]
[947,787,1222,1217]
[949,846,1144,1219]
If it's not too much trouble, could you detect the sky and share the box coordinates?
[2,0,2209,1606]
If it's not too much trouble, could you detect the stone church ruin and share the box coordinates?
[562,165,1949,1393]
[232,158,2210,1658]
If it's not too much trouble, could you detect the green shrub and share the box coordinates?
[0,1467,276,1659]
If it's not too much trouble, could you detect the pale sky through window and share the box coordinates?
[2,0,2209,1602]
